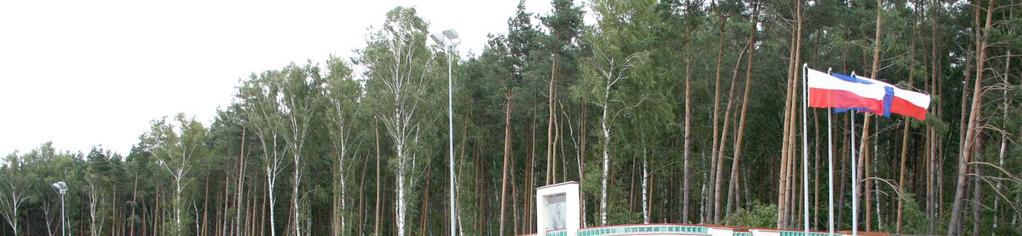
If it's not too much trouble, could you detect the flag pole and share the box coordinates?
[851,110,858,236]
[801,63,810,233]
[826,68,835,235]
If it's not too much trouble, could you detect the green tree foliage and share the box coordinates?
[724,202,778,228]
[143,114,208,236]
[356,7,438,236]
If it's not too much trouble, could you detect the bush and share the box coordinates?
[724,201,778,228]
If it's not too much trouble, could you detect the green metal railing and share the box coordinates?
[576,225,708,236]
[539,225,839,236]
[545,230,567,236]
[777,231,835,236]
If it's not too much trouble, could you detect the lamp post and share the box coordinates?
[51,181,67,236]
[432,29,458,236]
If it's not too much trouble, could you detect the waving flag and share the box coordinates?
[887,89,930,120]
[807,68,931,120]
[843,74,931,121]
[806,68,885,113]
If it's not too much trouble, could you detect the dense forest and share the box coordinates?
[2,0,1020,235]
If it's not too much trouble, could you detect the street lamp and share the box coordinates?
[51,181,67,236]
[432,29,458,236]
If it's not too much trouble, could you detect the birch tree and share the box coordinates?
[85,148,115,236]
[276,63,323,236]
[238,72,289,236]
[144,113,207,236]
[358,7,434,236]
[324,56,360,236]
[577,0,655,225]
[0,154,26,236]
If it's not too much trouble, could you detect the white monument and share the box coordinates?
[535,182,581,236]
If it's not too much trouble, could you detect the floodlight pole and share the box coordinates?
[827,68,834,235]
[52,181,67,236]
[851,111,858,236]
[60,191,66,236]
[446,39,456,236]
[434,30,459,236]
[802,63,809,233]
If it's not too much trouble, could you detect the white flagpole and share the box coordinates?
[827,68,835,235]
[851,110,858,236]
[801,63,810,233]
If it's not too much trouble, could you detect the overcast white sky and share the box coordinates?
[0,0,568,156]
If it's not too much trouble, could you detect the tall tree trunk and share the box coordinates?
[374,120,382,236]
[200,179,209,236]
[972,146,983,236]
[681,30,693,224]
[547,54,560,185]
[155,179,161,236]
[873,123,881,231]
[859,0,884,231]
[713,43,747,223]
[813,110,820,230]
[456,113,470,236]
[129,175,138,236]
[994,5,1014,229]
[558,104,567,183]
[948,1,994,234]
[578,99,588,227]
[475,143,485,235]
[637,140,645,223]
[864,124,874,232]
[524,118,536,233]
[896,33,917,233]
[709,9,729,223]
[777,0,802,228]
[259,180,266,236]
[994,45,1011,233]
[896,121,911,233]
[236,128,247,236]
[266,162,278,236]
[418,168,431,236]
[173,175,184,236]
[499,89,513,236]
[357,154,369,235]
[836,116,848,226]
[599,88,612,226]
[925,2,941,233]
[511,148,520,235]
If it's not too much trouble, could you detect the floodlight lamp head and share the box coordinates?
[442,29,458,40]
[52,181,67,194]
[430,34,445,46]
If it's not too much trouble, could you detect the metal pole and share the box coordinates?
[447,44,457,236]
[61,193,66,236]
[851,111,858,236]
[801,63,810,233]
[826,69,834,235]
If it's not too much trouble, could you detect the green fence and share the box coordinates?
[546,230,567,236]
[576,225,708,236]
[777,231,835,236]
